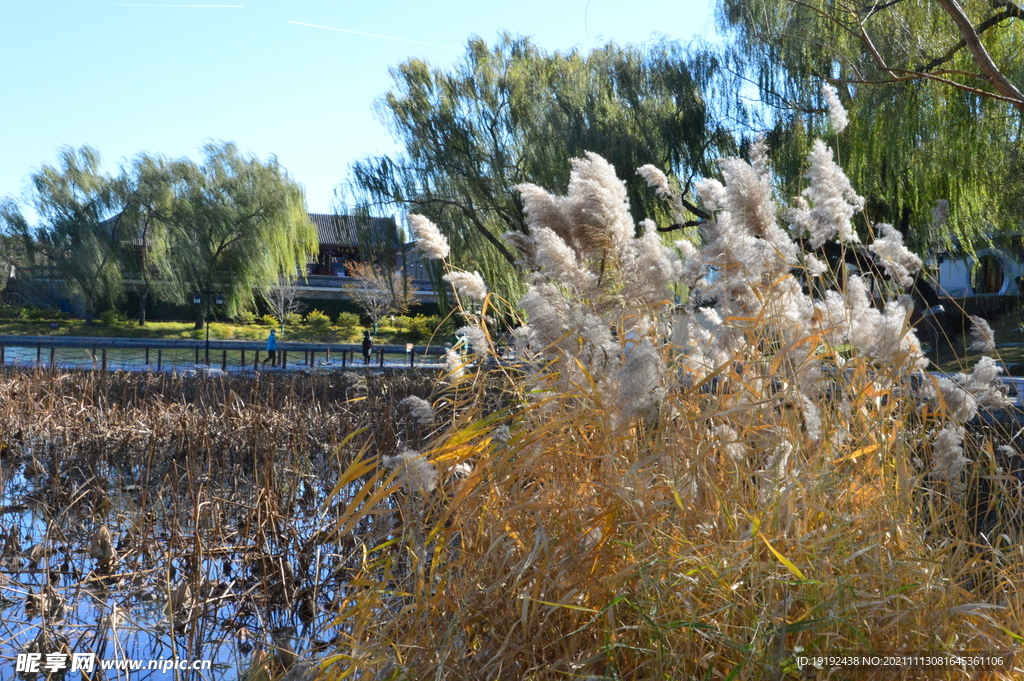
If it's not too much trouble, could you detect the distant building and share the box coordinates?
[306,213,429,280]
[934,248,1024,297]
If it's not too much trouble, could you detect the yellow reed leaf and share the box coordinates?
[528,597,599,613]
[758,532,806,581]
[433,442,483,463]
[833,444,879,465]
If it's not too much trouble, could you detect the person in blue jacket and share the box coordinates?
[263,329,278,367]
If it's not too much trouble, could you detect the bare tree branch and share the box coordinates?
[934,0,1024,113]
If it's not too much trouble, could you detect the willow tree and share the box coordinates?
[715,0,1024,252]
[349,35,744,303]
[116,153,181,325]
[163,142,317,329]
[0,146,123,323]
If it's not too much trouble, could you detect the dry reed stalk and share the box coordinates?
[316,150,1024,680]
[0,367,440,680]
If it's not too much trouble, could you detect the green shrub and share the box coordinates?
[335,312,360,335]
[392,315,415,332]
[99,309,128,327]
[233,309,257,325]
[283,312,303,328]
[306,309,331,333]
[17,305,60,321]
[405,314,453,342]
[259,314,278,327]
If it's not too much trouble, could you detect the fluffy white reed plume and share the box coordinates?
[564,152,635,254]
[718,153,780,243]
[455,325,488,355]
[637,164,673,199]
[637,164,686,215]
[530,227,596,294]
[934,376,980,424]
[968,316,996,353]
[443,270,488,303]
[786,140,864,249]
[674,239,705,288]
[399,396,435,425]
[805,253,828,277]
[964,355,1011,410]
[518,283,571,350]
[514,184,578,252]
[695,177,727,212]
[382,450,438,494]
[613,339,665,424]
[933,356,1010,423]
[517,152,633,263]
[833,276,925,370]
[579,313,622,377]
[749,134,773,175]
[512,154,681,396]
[867,223,922,288]
[821,83,849,133]
[812,288,851,347]
[757,441,794,505]
[444,349,465,380]
[697,139,799,327]
[930,425,969,498]
[711,424,747,461]
[408,214,450,260]
[623,220,682,306]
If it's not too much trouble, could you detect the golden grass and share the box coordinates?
[317,330,1024,680]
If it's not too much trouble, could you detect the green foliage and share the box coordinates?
[392,315,414,332]
[403,314,451,342]
[99,309,128,327]
[350,35,743,302]
[1,143,316,327]
[232,309,257,325]
[0,146,124,323]
[715,0,1024,252]
[12,305,63,321]
[154,141,318,325]
[305,309,331,333]
[335,312,360,334]
[117,153,181,324]
[283,311,303,328]
[259,314,278,327]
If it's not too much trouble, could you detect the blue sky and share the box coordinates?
[1,0,717,214]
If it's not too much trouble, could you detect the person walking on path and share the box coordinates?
[362,331,373,365]
[263,329,278,367]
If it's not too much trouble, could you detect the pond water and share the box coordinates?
[0,370,427,680]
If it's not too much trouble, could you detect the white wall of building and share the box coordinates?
[935,249,1024,296]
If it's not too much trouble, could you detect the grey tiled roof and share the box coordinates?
[310,214,399,248]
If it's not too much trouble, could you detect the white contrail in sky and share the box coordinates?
[288,21,458,51]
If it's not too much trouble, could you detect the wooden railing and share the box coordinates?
[0,335,449,372]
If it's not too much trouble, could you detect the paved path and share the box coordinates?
[0,335,447,373]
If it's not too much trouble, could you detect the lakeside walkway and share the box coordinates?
[0,335,447,373]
